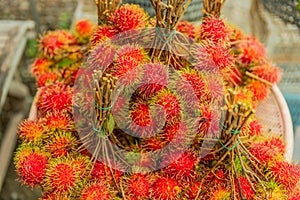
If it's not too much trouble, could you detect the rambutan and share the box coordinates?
[31,57,53,77]
[38,82,73,114]
[108,4,149,32]
[199,16,230,43]
[45,130,77,157]
[39,30,77,60]
[14,145,49,187]
[17,119,44,142]
[40,192,70,200]
[117,44,148,64]
[242,120,263,136]
[251,63,282,84]
[36,72,59,87]
[151,89,181,122]
[142,137,165,151]
[249,141,279,165]
[74,19,94,43]
[125,173,151,198]
[113,56,141,86]
[87,42,117,71]
[80,181,111,200]
[42,110,74,131]
[201,41,234,71]
[91,161,123,184]
[161,151,197,180]
[269,161,300,190]
[177,20,196,39]
[234,176,255,199]
[237,36,266,65]
[151,176,181,200]
[91,25,118,48]
[208,187,231,200]
[138,63,168,98]
[246,80,268,101]
[43,156,87,193]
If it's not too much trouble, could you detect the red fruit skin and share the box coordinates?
[151,176,181,200]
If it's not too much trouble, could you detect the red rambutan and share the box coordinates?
[91,161,123,184]
[18,119,44,142]
[209,187,231,200]
[151,89,181,122]
[234,176,255,199]
[242,120,263,136]
[249,141,279,165]
[42,110,74,131]
[269,161,300,190]
[151,176,181,200]
[45,130,77,157]
[31,57,53,77]
[74,19,94,43]
[43,156,88,193]
[199,16,230,43]
[80,181,111,200]
[177,20,196,39]
[39,30,77,60]
[38,82,73,114]
[246,80,268,101]
[251,63,282,84]
[109,4,149,32]
[36,72,59,87]
[88,42,117,71]
[125,173,151,198]
[14,145,49,187]
[91,25,118,48]
[117,44,148,64]
[161,151,198,180]
[237,36,266,65]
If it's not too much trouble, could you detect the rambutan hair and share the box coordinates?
[246,80,268,102]
[31,57,53,77]
[74,19,94,43]
[17,119,44,142]
[39,30,77,60]
[38,82,73,114]
[91,25,118,48]
[36,72,59,87]
[108,4,149,32]
[80,181,112,200]
[250,63,282,84]
[177,20,197,39]
[42,110,74,131]
[124,173,151,198]
[234,176,255,199]
[150,175,181,200]
[14,145,49,187]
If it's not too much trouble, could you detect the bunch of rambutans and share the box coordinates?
[14,2,299,200]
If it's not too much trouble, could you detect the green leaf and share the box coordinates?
[107,113,115,135]
[57,59,74,68]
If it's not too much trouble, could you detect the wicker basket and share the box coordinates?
[122,0,203,21]
[255,85,294,161]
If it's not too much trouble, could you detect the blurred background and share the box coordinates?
[0,0,299,199]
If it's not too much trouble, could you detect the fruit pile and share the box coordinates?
[14,1,300,199]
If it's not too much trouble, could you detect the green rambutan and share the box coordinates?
[91,25,118,48]
[234,176,255,199]
[38,82,73,114]
[151,176,181,200]
[14,145,49,187]
[31,57,53,77]
[36,72,59,87]
[161,151,198,180]
[108,4,149,32]
[251,63,282,84]
[43,156,88,193]
[45,130,77,157]
[18,119,44,142]
[209,187,231,200]
[39,30,77,60]
[42,110,74,131]
[269,161,300,190]
[80,181,111,200]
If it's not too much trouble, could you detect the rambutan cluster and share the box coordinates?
[14,2,299,200]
